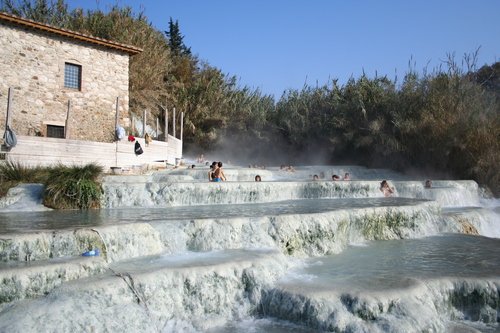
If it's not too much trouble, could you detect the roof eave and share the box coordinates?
[0,12,142,55]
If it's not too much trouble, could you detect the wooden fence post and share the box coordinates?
[142,109,147,137]
[114,97,119,165]
[180,111,184,143]
[65,99,71,139]
[156,117,159,139]
[173,107,176,138]
[114,97,119,130]
[164,107,168,142]
[5,87,12,131]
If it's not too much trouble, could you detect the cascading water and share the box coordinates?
[259,234,500,333]
[0,164,498,333]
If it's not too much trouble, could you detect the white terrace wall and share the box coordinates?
[0,19,130,142]
[2,135,182,171]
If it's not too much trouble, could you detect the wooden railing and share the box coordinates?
[1,135,182,171]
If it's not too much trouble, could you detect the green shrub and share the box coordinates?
[42,163,103,210]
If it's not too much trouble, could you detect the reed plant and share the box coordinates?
[43,163,103,209]
[0,161,47,197]
[0,161,103,209]
[271,61,499,196]
[0,161,48,182]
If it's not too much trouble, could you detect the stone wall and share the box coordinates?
[0,22,131,142]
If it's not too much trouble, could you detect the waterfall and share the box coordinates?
[259,234,500,333]
[101,179,480,208]
[0,184,51,212]
[0,165,499,332]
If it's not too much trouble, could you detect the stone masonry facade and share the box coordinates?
[0,15,138,142]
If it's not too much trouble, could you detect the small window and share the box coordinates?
[64,63,82,90]
[47,125,65,138]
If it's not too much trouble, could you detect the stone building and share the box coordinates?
[0,12,141,142]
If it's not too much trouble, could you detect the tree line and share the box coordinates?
[1,0,499,195]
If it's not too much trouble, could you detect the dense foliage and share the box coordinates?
[1,0,499,195]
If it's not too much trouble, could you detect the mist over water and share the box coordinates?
[280,235,500,292]
[187,131,337,168]
[0,164,499,332]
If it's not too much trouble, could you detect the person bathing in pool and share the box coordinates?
[208,161,217,181]
[212,161,226,182]
[380,180,395,197]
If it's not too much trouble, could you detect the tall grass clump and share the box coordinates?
[0,161,49,197]
[43,163,103,209]
[0,161,48,182]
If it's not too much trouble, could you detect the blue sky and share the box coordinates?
[68,0,500,98]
